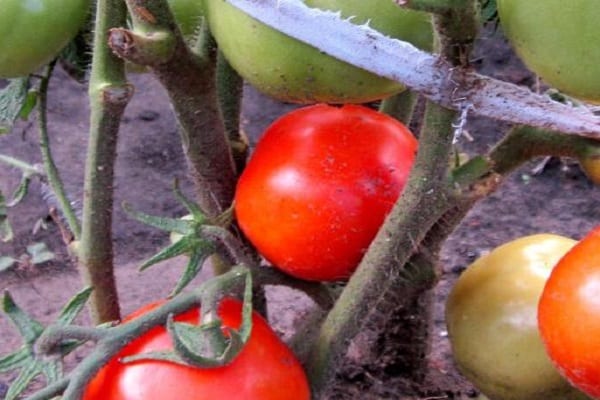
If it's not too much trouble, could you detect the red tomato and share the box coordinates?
[538,226,600,399]
[83,298,310,400]
[234,104,417,281]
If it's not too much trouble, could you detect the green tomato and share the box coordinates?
[205,0,433,104]
[168,0,205,38]
[497,0,600,103]
[0,0,90,78]
[446,234,591,400]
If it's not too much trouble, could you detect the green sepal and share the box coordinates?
[169,243,214,297]
[7,176,31,207]
[123,202,196,235]
[480,0,498,24]
[0,348,29,373]
[172,180,207,222]
[2,291,44,346]
[56,287,93,326]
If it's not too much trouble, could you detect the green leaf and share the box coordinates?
[0,78,31,135]
[0,191,13,242]
[2,291,45,345]
[480,0,498,24]
[56,287,93,326]
[26,242,55,265]
[7,175,31,207]
[0,256,15,271]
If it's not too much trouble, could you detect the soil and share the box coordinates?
[1,26,600,399]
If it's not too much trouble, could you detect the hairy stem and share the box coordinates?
[79,0,132,323]
[37,62,82,240]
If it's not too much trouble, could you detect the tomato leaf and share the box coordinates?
[0,78,31,135]
[0,191,13,242]
[26,242,55,265]
[0,256,15,271]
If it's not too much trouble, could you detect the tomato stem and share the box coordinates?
[78,0,131,324]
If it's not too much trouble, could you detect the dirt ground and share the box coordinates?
[1,26,600,399]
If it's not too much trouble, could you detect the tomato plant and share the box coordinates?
[83,298,310,400]
[538,226,600,399]
[0,0,90,78]
[497,0,600,103]
[234,104,417,281]
[204,0,433,103]
[579,155,600,185]
[446,234,590,400]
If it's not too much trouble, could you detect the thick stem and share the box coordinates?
[122,1,237,215]
[307,102,457,396]
[79,0,132,324]
[37,62,82,241]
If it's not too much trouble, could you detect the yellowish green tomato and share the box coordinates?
[205,0,433,104]
[0,0,90,78]
[446,234,591,400]
[497,0,600,103]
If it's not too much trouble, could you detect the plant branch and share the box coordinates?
[307,102,458,395]
[120,0,236,215]
[37,62,81,240]
[226,0,600,139]
[79,0,132,324]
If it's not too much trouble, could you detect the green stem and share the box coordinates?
[37,62,82,240]
[217,51,246,174]
[0,155,39,176]
[79,0,132,324]
[307,102,457,396]
[378,90,419,125]
[397,0,475,14]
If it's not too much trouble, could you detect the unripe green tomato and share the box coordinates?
[446,234,591,400]
[0,0,90,78]
[205,0,433,104]
[497,0,600,103]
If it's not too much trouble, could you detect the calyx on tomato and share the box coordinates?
[205,0,433,104]
[446,234,590,400]
[0,0,90,78]
[83,298,310,400]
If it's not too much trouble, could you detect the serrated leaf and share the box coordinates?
[0,78,30,135]
[56,287,93,326]
[0,256,15,271]
[7,176,31,207]
[26,242,55,265]
[2,292,45,345]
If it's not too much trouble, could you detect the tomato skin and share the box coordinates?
[0,0,90,78]
[234,104,417,281]
[497,0,600,103]
[205,0,433,104]
[446,234,590,400]
[539,226,600,399]
[82,298,310,400]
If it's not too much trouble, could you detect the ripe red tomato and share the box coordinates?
[83,298,310,400]
[538,226,600,399]
[234,104,417,281]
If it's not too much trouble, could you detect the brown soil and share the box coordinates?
[1,27,600,399]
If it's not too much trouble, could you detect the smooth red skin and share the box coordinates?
[83,298,310,400]
[235,104,417,281]
[539,226,600,399]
